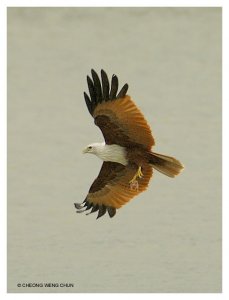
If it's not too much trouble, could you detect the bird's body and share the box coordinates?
[75,69,184,219]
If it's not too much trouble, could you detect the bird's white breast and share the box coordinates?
[96,143,128,166]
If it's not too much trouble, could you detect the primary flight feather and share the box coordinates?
[74,69,184,219]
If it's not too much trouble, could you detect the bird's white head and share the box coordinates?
[82,142,105,155]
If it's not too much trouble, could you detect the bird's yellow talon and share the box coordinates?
[129,167,143,184]
[138,168,143,178]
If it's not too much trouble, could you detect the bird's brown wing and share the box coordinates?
[74,162,153,219]
[84,69,155,150]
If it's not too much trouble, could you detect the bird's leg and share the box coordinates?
[129,166,143,190]
[138,166,143,178]
[129,166,143,182]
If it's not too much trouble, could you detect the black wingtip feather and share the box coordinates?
[109,74,119,100]
[75,200,117,219]
[91,69,103,103]
[84,92,93,115]
[96,205,107,219]
[85,69,129,115]
[82,200,92,211]
[101,69,110,101]
[89,204,99,214]
[87,76,96,105]
[107,207,116,218]
[117,83,129,99]
[74,202,84,209]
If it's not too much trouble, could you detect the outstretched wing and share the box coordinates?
[84,69,155,150]
[75,162,153,219]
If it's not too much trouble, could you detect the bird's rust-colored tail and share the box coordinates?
[148,152,184,178]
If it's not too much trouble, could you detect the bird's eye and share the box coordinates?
[88,146,92,150]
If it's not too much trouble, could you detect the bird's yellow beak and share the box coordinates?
[82,147,88,154]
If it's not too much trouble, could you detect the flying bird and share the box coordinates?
[74,69,184,219]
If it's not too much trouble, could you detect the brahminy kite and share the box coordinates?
[74,69,184,219]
